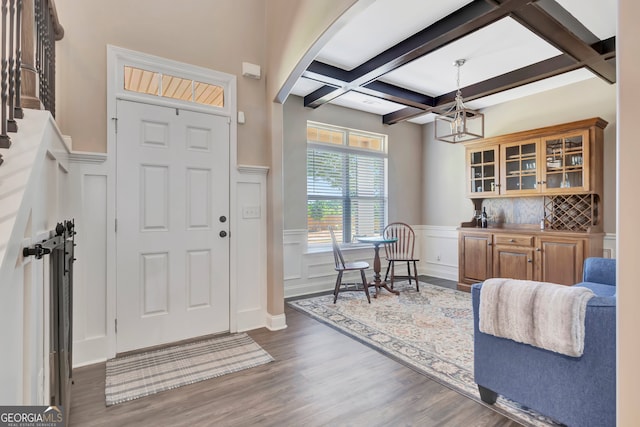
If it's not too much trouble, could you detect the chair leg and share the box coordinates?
[384,261,391,282]
[413,261,419,292]
[390,261,395,289]
[361,270,371,303]
[407,261,411,284]
[333,271,343,303]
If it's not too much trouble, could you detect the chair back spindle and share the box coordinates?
[329,226,345,270]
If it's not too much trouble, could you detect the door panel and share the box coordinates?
[537,238,583,285]
[493,246,534,280]
[460,233,493,283]
[116,100,230,353]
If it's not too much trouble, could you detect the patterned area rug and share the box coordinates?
[105,333,273,406]
[288,282,561,427]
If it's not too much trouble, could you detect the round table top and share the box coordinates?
[356,236,398,245]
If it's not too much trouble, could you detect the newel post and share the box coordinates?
[20,0,41,110]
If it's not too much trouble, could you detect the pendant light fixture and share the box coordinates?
[434,59,484,143]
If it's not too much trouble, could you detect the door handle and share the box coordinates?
[219,215,227,223]
[219,230,228,238]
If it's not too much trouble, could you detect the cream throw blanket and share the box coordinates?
[479,278,595,357]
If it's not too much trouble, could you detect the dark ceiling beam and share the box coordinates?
[511,1,616,83]
[303,0,533,108]
[383,39,616,125]
[358,81,435,109]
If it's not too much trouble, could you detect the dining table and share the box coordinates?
[356,235,400,298]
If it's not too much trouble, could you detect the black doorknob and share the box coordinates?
[219,230,227,238]
[219,216,227,223]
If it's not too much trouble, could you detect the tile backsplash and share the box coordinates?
[482,197,544,226]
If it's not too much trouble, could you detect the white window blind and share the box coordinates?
[307,122,387,245]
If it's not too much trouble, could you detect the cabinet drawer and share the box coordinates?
[494,234,534,247]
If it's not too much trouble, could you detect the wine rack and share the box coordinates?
[543,194,598,231]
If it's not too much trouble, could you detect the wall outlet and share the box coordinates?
[436,254,441,261]
[242,206,261,219]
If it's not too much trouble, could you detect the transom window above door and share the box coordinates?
[124,66,224,107]
[307,121,388,246]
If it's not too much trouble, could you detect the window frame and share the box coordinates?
[306,121,388,247]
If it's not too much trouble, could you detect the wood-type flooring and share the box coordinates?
[69,279,520,426]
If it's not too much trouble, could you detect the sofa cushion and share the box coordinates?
[575,281,617,297]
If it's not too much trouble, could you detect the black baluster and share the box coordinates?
[1,0,12,149]
[7,0,17,132]
[35,0,41,107]
[14,0,22,119]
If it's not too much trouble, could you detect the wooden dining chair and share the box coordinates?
[329,227,371,303]
[383,222,420,291]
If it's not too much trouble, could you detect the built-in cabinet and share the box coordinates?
[466,118,605,198]
[458,118,608,292]
[458,229,603,292]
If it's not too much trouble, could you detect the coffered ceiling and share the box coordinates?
[289,0,617,125]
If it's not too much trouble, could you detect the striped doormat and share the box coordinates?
[105,333,273,406]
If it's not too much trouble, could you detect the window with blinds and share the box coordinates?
[307,122,388,245]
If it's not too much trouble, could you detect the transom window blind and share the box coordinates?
[307,122,388,245]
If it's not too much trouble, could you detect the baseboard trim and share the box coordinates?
[266,313,287,331]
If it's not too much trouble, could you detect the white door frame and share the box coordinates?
[106,45,238,358]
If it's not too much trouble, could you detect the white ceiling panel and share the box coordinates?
[316,0,473,70]
[556,0,617,39]
[380,17,562,96]
[289,77,326,98]
[328,91,406,116]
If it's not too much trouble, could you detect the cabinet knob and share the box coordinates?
[487,242,492,246]
[509,239,515,243]
[536,248,541,252]
[528,259,532,263]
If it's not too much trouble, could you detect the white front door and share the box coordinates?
[115,99,230,353]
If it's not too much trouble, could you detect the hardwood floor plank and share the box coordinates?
[69,306,520,426]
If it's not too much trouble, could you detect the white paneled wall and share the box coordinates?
[0,111,70,405]
[235,166,268,331]
[67,152,109,366]
[283,226,616,296]
[283,226,459,297]
[414,225,459,281]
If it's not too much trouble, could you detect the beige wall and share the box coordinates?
[617,0,640,424]
[263,0,362,317]
[283,95,423,230]
[55,0,268,165]
[422,76,617,233]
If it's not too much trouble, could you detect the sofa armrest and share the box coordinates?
[583,257,616,286]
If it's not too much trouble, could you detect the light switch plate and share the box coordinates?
[242,206,260,219]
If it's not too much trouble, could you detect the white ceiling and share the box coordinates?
[289,0,617,124]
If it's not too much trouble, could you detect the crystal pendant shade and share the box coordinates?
[434,59,484,143]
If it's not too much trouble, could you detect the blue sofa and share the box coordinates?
[472,257,616,427]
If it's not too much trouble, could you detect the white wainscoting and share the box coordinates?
[235,165,269,332]
[283,230,375,298]
[413,225,459,281]
[67,152,110,367]
[0,111,70,404]
[283,225,459,298]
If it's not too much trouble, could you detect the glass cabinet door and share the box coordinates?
[542,130,589,192]
[468,146,498,196]
[500,140,539,195]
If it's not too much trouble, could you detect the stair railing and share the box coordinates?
[0,0,63,166]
